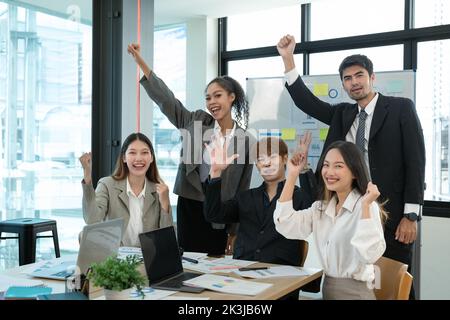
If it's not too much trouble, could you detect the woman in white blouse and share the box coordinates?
[274,139,386,300]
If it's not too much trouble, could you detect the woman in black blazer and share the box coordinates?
[128,43,254,255]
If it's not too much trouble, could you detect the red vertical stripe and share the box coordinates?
[136,0,141,132]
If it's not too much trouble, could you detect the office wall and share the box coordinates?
[421,216,450,299]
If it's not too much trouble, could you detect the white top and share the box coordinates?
[345,94,378,178]
[273,189,386,283]
[284,68,421,217]
[122,177,146,247]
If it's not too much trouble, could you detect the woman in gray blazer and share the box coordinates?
[128,43,254,255]
[80,133,173,247]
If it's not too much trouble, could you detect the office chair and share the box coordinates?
[298,240,309,267]
[374,256,413,300]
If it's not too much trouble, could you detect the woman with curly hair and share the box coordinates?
[128,43,254,255]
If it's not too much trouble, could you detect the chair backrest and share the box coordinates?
[374,256,413,300]
[298,240,309,267]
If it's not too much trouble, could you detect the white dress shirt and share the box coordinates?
[284,68,421,217]
[274,189,386,284]
[122,178,146,247]
[345,94,378,178]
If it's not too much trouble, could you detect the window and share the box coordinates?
[417,40,450,201]
[309,45,404,75]
[311,0,404,40]
[415,0,450,28]
[228,55,303,93]
[0,1,92,270]
[227,5,301,51]
[153,25,186,222]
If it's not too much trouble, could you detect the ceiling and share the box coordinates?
[154,0,314,26]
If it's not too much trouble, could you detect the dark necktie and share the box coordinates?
[356,110,367,153]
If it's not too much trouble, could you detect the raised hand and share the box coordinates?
[205,135,239,178]
[156,182,170,213]
[276,34,296,59]
[287,152,306,177]
[79,152,92,184]
[362,181,380,205]
[297,131,312,160]
[127,43,151,78]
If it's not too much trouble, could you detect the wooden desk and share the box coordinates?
[1,256,322,300]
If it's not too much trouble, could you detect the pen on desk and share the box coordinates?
[182,256,199,264]
[209,265,240,270]
[238,267,268,272]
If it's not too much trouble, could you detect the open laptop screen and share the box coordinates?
[139,226,183,284]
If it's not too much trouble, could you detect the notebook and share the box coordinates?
[139,226,204,293]
[29,218,124,280]
[37,292,88,300]
[4,286,52,300]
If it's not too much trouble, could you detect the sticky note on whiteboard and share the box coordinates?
[313,83,329,96]
[319,128,329,141]
[281,128,296,141]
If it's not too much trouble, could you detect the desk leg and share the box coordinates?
[52,226,61,258]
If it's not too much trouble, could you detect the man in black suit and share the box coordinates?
[203,136,316,267]
[277,35,425,298]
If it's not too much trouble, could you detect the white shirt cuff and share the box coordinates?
[404,203,421,217]
[284,68,300,86]
[274,199,293,223]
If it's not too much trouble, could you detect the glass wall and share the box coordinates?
[0,1,92,270]
[228,55,303,93]
[309,45,404,75]
[227,5,301,50]
[310,0,404,40]
[417,40,450,201]
[415,0,450,28]
[153,25,186,222]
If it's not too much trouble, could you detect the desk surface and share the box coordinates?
[1,255,322,300]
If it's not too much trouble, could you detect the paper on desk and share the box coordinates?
[163,296,210,300]
[129,287,177,300]
[182,258,255,274]
[182,252,208,260]
[118,247,143,260]
[209,258,255,267]
[0,275,44,292]
[233,266,310,279]
[183,274,272,296]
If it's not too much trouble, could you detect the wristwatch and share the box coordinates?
[403,212,421,222]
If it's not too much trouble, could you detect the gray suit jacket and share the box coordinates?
[82,176,173,245]
[140,72,254,203]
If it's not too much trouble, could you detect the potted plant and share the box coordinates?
[88,255,146,300]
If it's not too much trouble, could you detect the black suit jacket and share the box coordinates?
[286,75,425,233]
[203,171,317,266]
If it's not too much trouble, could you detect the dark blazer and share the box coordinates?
[286,75,426,233]
[204,170,317,266]
[140,73,254,203]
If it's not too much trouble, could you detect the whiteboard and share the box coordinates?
[246,70,415,188]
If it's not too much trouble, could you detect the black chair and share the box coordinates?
[0,218,61,265]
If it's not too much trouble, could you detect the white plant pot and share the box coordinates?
[103,288,133,300]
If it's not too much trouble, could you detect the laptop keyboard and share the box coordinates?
[160,272,199,287]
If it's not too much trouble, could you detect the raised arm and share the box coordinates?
[277,35,334,125]
[128,43,199,129]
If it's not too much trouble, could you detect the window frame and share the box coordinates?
[218,0,450,216]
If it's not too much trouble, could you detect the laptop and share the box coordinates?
[139,226,204,293]
[29,218,124,280]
